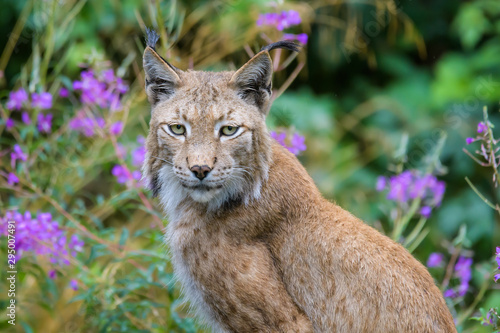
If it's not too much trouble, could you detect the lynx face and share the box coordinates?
[141,34,297,212]
[150,75,269,205]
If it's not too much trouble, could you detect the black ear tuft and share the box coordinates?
[260,40,300,53]
[145,27,160,51]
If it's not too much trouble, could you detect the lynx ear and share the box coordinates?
[230,40,300,112]
[143,29,182,106]
[230,51,273,111]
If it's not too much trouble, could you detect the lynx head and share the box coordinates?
[141,29,298,213]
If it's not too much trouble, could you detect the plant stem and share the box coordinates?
[465,177,500,213]
[457,279,489,325]
[392,198,420,241]
[483,106,500,187]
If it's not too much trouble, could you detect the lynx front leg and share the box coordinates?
[185,240,313,333]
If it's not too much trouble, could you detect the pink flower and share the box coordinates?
[466,137,475,145]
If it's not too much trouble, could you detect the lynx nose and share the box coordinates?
[190,165,212,180]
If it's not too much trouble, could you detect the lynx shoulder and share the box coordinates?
[141,29,456,333]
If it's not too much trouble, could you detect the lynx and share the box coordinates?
[141,29,456,333]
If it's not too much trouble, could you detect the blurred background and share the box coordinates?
[1,0,499,332]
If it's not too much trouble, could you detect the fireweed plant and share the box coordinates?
[376,132,500,330]
[455,106,500,330]
[376,134,447,253]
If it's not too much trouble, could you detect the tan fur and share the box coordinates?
[142,45,456,332]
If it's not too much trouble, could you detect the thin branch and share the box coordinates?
[465,177,500,213]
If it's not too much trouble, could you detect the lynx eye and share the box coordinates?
[169,124,186,135]
[221,126,239,136]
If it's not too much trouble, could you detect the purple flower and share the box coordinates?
[72,68,128,109]
[387,171,412,203]
[270,131,287,146]
[420,206,432,218]
[132,146,147,167]
[59,87,69,98]
[288,133,306,155]
[0,211,84,265]
[427,253,444,268]
[444,256,473,298]
[296,33,308,44]
[376,176,386,191]
[69,112,105,137]
[466,137,475,145]
[110,121,123,135]
[270,131,306,155]
[116,77,129,94]
[443,289,455,298]
[379,171,445,209]
[132,170,142,181]
[112,164,129,183]
[70,279,78,291]
[432,181,446,206]
[21,112,30,125]
[495,247,500,283]
[6,88,28,110]
[496,246,500,265]
[101,69,115,83]
[37,113,53,133]
[48,270,57,279]
[116,143,127,159]
[257,10,302,31]
[6,172,19,185]
[31,92,53,109]
[69,234,84,257]
[409,174,433,199]
[11,144,27,167]
[283,33,308,44]
[109,93,122,111]
[477,122,487,133]
[5,118,14,130]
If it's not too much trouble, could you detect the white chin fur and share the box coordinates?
[189,188,223,203]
